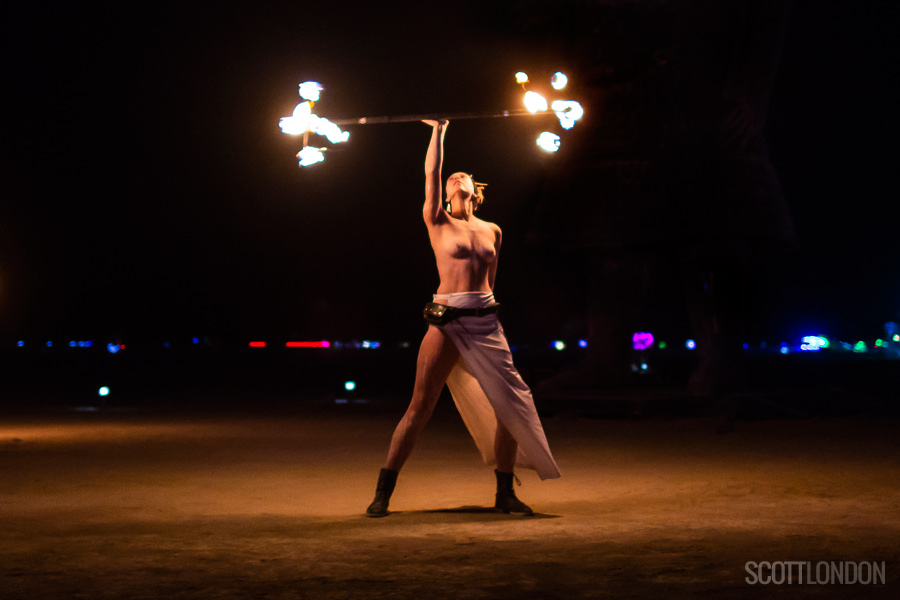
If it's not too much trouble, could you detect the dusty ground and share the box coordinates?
[1,399,898,599]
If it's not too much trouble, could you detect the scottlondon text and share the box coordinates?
[745,561,885,585]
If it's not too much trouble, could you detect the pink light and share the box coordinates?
[285,341,330,348]
[632,332,654,351]
[249,341,267,348]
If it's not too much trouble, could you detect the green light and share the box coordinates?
[853,341,867,353]
[875,339,884,347]
[344,381,356,391]
[658,341,667,349]
[553,340,566,351]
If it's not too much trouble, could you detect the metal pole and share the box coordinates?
[331,109,553,126]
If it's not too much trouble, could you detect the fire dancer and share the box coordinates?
[366,120,561,518]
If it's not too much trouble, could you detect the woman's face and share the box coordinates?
[446,172,475,199]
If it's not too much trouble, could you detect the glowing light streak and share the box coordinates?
[285,341,330,348]
[551,100,583,130]
[536,132,560,152]
[298,81,323,102]
[524,91,548,113]
[249,341,267,348]
[297,146,326,166]
[551,72,568,90]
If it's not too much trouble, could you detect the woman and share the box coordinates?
[366,119,560,518]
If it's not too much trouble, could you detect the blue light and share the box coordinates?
[107,343,120,354]
[17,341,24,347]
[742,343,749,349]
[98,386,110,397]
[192,337,199,345]
[640,363,649,371]
[685,339,696,350]
[780,346,789,354]
[69,341,77,347]
[344,381,356,391]
[578,339,588,348]
[46,341,53,348]
[163,342,171,349]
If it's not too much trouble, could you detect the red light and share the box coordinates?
[249,341,267,348]
[285,341,328,348]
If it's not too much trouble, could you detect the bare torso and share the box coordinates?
[429,215,500,294]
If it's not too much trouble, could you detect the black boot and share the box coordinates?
[494,469,534,515]
[366,468,398,517]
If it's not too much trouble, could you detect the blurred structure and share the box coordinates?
[516,0,797,397]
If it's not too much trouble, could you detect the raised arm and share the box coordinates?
[422,119,448,226]
[489,224,502,291]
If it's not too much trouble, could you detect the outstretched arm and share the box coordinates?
[422,119,448,226]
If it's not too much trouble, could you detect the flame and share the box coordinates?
[551,72,568,90]
[309,116,350,144]
[297,146,325,167]
[551,100,583,130]
[515,72,529,84]
[298,81,323,102]
[523,91,548,113]
[536,132,561,152]
[279,102,313,135]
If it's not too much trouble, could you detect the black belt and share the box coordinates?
[423,302,500,325]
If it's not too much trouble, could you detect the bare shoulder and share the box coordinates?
[475,216,502,236]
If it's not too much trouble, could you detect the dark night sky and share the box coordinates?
[2,0,898,347]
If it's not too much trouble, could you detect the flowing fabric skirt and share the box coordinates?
[434,291,561,480]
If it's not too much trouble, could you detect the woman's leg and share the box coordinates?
[384,325,459,471]
[494,420,518,473]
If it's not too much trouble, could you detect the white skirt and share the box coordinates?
[433,291,561,480]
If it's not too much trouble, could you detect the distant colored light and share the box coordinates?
[640,363,648,371]
[98,386,110,397]
[69,341,76,347]
[322,340,332,348]
[742,343,749,349]
[192,337,199,344]
[578,339,588,348]
[46,341,53,348]
[685,339,696,350]
[632,332,654,351]
[361,340,379,349]
[802,335,829,350]
[107,343,120,354]
[285,341,328,348]
[875,339,884,348]
[344,381,356,391]
[553,340,566,351]
[840,341,853,351]
[658,341,667,350]
[551,71,568,90]
[17,341,24,347]
[163,342,171,349]
[334,398,348,404]
[853,341,867,353]
[780,346,789,354]
[515,72,529,84]
[536,131,561,152]
[894,334,900,343]
[249,341,267,348]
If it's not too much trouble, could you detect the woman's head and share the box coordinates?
[446,172,487,212]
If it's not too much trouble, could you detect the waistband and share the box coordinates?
[433,291,496,309]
